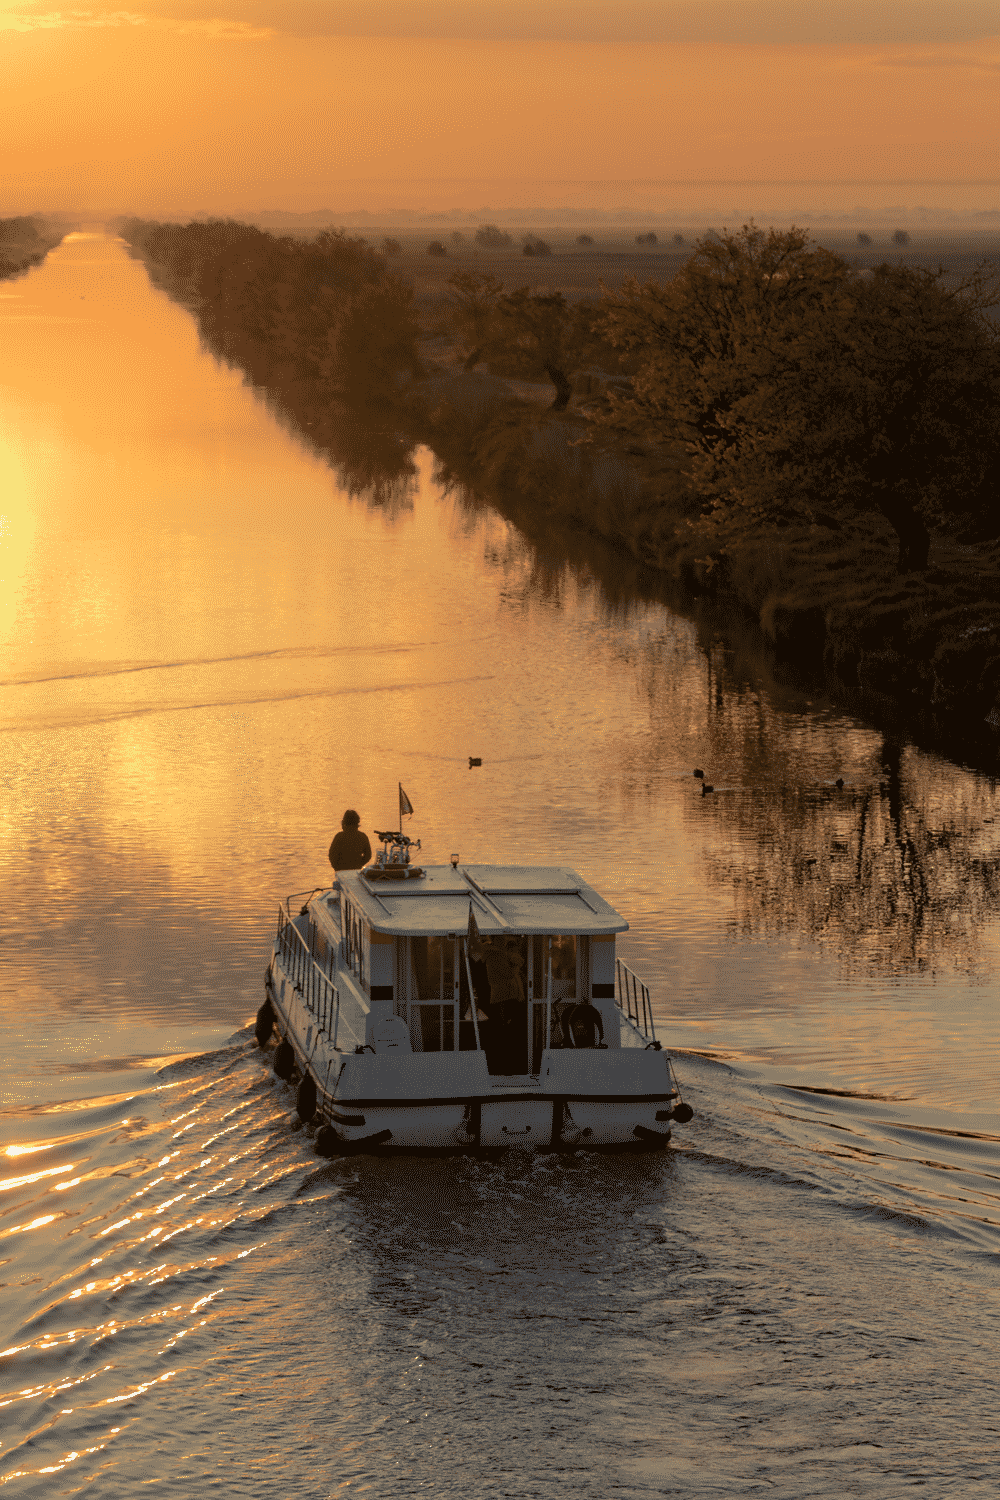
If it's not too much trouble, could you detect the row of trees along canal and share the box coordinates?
[1,217,65,282]
[116,218,1000,755]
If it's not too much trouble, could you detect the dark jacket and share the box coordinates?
[328,827,372,870]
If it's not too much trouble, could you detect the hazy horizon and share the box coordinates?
[4,2,996,217]
[14,182,1000,233]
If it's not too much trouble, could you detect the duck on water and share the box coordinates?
[258,823,693,1154]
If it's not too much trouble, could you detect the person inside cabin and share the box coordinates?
[328,809,372,877]
[470,934,527,1072]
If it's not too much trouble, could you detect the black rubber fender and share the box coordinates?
[255,998,274,1048]
[672,1103,694,1124]
[315,1124,342,1157]
[352,1129,393,1151]
[296,1074,317,1123]
[273,1040,294,1080]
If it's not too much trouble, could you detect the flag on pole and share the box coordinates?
[399,784,414,820]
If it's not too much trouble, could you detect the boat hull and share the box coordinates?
[316,1098,672,1152]
[266,960,678,1151]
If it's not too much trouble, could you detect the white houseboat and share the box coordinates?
[259,832,692,1153]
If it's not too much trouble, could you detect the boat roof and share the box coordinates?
[334,864,629,937]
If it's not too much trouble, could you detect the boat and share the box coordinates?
[259,829,693,1153]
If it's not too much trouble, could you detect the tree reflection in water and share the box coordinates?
[441,477,1000,978]
[220,369,418,512]
[703,722,1000,976]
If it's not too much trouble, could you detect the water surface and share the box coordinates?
[2,235,998,1497]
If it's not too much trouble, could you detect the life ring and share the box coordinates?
[274,1040,294,1080]
[296,1074,317,1123]
[255,998,274,1048]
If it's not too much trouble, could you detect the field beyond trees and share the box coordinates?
[115,217,1000,756]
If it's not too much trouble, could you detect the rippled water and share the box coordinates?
[2,235,998,1496]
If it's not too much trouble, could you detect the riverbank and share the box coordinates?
[0,216,66,281]
[399,227,1000,752]
[409,361,999,724]
[118,220,1000,756]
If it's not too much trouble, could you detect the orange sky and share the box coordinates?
[1,1,997,215]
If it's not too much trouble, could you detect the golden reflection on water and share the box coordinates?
[1,233,999,1110]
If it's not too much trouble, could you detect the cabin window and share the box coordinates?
[528,933,576,1000]
[528,935,578,1071]
[409,936,472,1052]
[413,935,455,1001]
[550,934,577,998]
[341,900,364,987]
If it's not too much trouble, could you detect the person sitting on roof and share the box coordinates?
[328,809,372,873]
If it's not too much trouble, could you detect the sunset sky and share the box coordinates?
[2,0,997,216]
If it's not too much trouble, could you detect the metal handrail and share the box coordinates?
[616,958,657,1042]
[275,907,340,1048]
[461,939,482,1052]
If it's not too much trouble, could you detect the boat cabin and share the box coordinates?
[312,863,629,1075]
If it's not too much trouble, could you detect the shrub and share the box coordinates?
[892,229,910,246]
[380,238,402,256]
[576,234,594,245]
[635,231,658,245]
[672,233,685,245]
[427,241,447,256]
[857,232,872,246]
[451,231,465,243]
[522,236,552,257]
[474,224,512,248]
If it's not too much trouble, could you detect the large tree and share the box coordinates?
[598,225,1000,570]
[446,270,505,371]
[491,288,606,410]
[836,261,1000,566]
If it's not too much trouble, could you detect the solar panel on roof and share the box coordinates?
[462,865,581,893]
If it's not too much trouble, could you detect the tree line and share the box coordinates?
[448,226,1000,574]
[118,218,1000,578]
[0,216,65,282]
[598,225,1000,573]
[118,218,421,414]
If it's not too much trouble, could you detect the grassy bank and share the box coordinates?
[118,219,1000,756]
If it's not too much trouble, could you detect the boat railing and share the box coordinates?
[616,958,657,1043]
[275,906,341,1049]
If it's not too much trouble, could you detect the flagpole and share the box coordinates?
[398,781,402,838]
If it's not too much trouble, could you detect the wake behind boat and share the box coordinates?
[259,829,693,1153]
